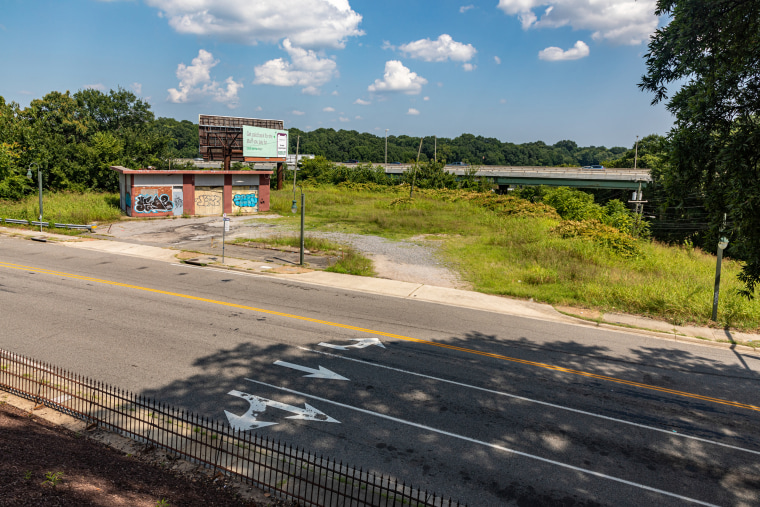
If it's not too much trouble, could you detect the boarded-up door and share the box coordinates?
[172,186,183,216]
[194,186,223,216]
[231,186,259,213]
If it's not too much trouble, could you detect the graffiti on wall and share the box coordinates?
[196,194,221,208]
[233,193,258,208]
[135,194,174,213]
[174,196,183,210]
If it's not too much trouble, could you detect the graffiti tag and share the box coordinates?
[135,194,174,213]
[233,194,258,208]
[196,194,221,207]
[173,196,183,210]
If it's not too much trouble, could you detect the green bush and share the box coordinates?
[553,220,640,257]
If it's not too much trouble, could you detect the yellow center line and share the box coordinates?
[3,260,759,412]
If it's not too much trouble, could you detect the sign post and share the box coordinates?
[222,213,229,263]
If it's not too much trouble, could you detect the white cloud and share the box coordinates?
[354,115,362,120]
[496,0,658,45]
[131,82,142,95]
[423,96,430,101]
[354,98,371,105]
[463,63,476,72]
[494,56,501,64]
[255,106,263,111]
[323,106,336,112]
[368,61,427,95]
[500,98,507,104]
[292,110,305,115]
[253,39,338,94]
[145,0,364,48]
[399,34,476,63]
[407,108,420,115]
[84,83,106,91]
[339,116,350,122]
[538,40,590,61]
[331,90,339,96]
[167,49,242,108]
[460,5,475,13]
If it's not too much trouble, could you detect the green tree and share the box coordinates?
[639,0,760,297]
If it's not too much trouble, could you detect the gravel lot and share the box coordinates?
[100,216,469,289]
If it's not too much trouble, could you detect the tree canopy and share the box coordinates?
[639,0,760,297]
[287,127,627,168]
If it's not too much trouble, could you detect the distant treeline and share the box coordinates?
[1,87,653,200]
[287,128,632,167]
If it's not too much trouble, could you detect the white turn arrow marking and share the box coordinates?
[318,338,385,350]
[274,360,349,381]
[224,390,278,431]
[224,390,340,432]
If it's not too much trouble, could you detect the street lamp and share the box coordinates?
[26,162,43,232]
[711,235,729,321]
[384,129,389,166]
[291,185,305,266]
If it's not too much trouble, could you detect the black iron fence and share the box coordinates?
[0,349,463,507]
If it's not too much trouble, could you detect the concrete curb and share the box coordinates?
[6,226,758,351]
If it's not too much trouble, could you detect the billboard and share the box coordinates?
[243,126,288,159]
[199,115,286,167]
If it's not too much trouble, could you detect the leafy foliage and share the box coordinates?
[552,220,640,258]
[639,0,760,297]
[288,127,627,167]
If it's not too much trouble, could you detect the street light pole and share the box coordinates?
[26,162,43,232]
[291,185,305,266]
[291,135,300,211]
[712,214,729,321]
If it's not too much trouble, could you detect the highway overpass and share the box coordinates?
[183,159,651,190]
[377,164,651,190]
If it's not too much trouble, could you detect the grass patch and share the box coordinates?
[233,234,343,253]
[233,234,374,276]
[269,185,760,331]
[0,191,122,225]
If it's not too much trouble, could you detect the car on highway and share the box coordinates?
[446,162,469,166]
[582,164,604,169]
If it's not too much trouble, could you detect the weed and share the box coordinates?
[267,186,760,330]
[43,471,63,486]
[23,470,32,480]
[156,499,170,506]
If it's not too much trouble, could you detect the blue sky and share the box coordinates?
[1,0,673,148]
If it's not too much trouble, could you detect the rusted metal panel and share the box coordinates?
[199,115,285,166]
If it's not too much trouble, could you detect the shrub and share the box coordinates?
[553,220,640,257]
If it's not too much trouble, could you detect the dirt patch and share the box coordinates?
[554,305,603,321]
[0,401,295,507]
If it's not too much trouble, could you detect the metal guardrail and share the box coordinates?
[1,218,96,232]
[0,349,463,507]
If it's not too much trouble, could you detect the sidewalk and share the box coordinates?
[3,226,758,351]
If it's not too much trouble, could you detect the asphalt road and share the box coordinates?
[1,236,759,506]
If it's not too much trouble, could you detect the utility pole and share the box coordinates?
[410,138,423,198]
[434,135,437,163]
[634,135,639,170]
[629,180,647,238]
[385,129,388,166]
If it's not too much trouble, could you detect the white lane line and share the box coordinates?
[245,378,718,507]
[299,346,760,457]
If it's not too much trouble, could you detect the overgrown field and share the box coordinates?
[270,184,759,331]
[0,192,122,225]
[3,188,757,331]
